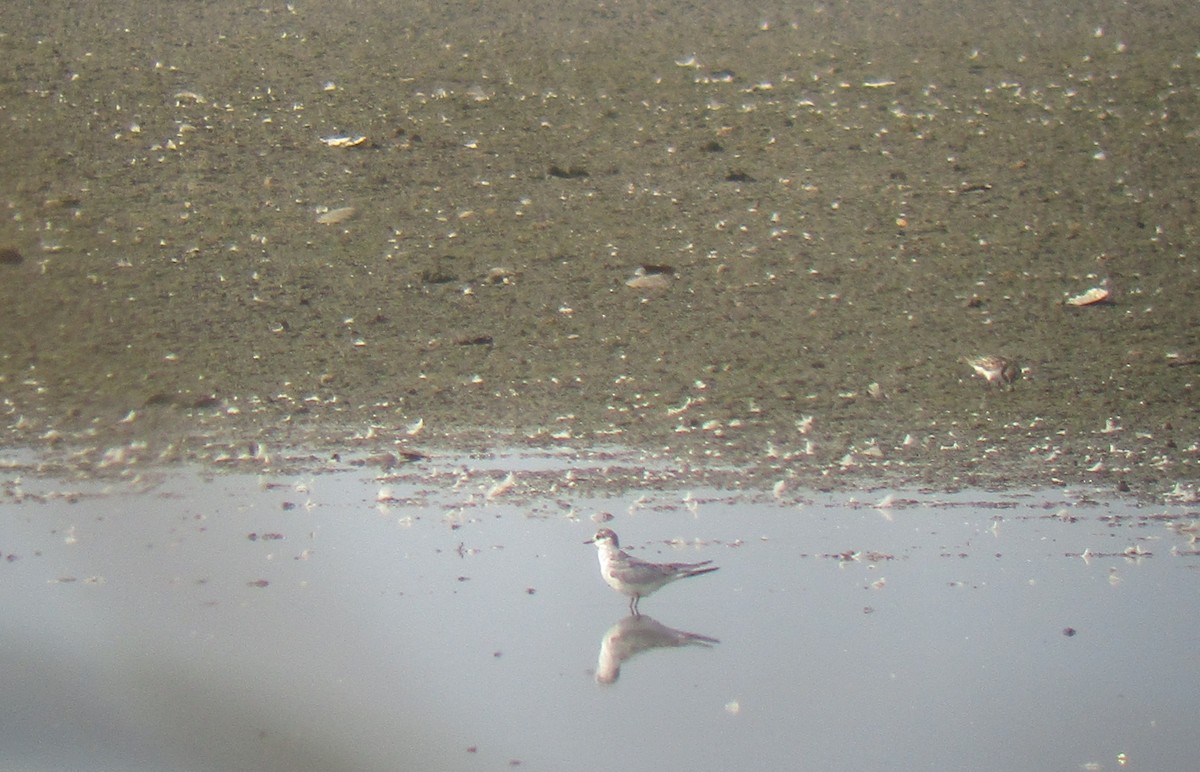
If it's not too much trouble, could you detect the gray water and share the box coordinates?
[4,450,1197,771]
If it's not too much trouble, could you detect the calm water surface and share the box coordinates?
[3,450,1197,771]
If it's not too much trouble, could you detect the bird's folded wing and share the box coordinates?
[664,559,713,572]
[610,560,672,583]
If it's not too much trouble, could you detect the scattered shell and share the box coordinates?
[964,355,1020,388]
[464,84,491,102]
[548,164,589,179]
[626,273,670,290]
[625,265,674,290]
[486,472,516,500]
[1066,281,1112,306]
[320,134,368,148]
[316,206,356,225]
[1164,352,1200,367]
[172,91,206,105]
[486,266,515,285]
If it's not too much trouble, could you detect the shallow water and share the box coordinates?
[4,450,1197,771]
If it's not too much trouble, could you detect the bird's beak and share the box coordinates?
[583,537,594,544]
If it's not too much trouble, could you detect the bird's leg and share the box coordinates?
[630,595,641,617]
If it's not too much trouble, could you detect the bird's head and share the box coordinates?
[586,528,619,548]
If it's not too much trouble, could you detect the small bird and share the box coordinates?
[963,354,1021,389]
[586,528,719,615]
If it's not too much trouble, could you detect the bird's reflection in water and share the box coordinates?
[594,614,719,685]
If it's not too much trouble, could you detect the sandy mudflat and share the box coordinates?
[1,0,1197,491]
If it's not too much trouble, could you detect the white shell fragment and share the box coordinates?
[486,267,515,285]
[320,134,368,148]
[1065,283,1112,306]
[625,265,674,290]
[964,354,1020,388]
[316,206,356,225]
[172,91,206,105]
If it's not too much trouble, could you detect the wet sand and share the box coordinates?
[1,0,1198,492]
